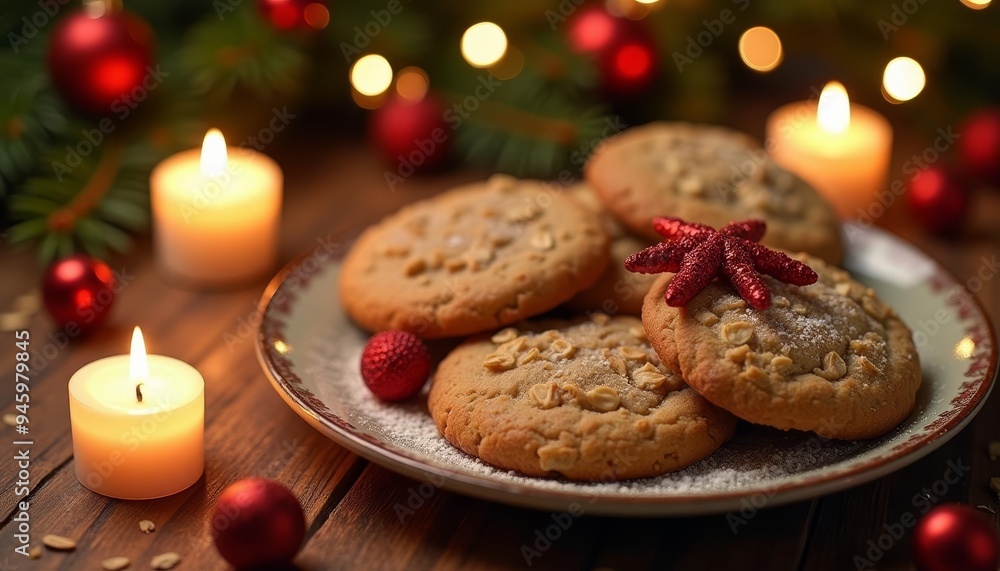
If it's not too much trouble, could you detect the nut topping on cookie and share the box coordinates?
[721,322,754,345]
[813,351,848,380]
[631,362,667,390]
[625,217,818,310]
[586,386,621,411]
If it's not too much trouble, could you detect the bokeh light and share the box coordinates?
[461,22,508,68]
[960,0,991,9]
[817,81,850,135]
[614,43,652,79]
[488,47,524,80]
[303,3,330,30]
[395,67,429,102]
[882,57,926,103]
[350,54,393,97]
[738,26,783,72]
[570,9,616,52]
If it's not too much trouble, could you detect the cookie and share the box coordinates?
[564,185,657,316]
[585,122,844,264]
[339,175,610,338]
[428,315,737,480]
[642,253,920,440]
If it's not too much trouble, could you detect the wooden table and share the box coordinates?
[1,134,998,571]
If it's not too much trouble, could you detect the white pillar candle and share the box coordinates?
[766,82,893,219]
[69,327,204,499]
[150,129,282,286]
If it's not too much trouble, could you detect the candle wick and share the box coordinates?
[136,383,144,404]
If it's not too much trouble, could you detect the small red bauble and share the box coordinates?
[906,167,970,235]
[46,8,154,116]
[912,504,998,571]
[42,255,117,333]
[369,95,450,174]
[258,0,328,30]
[361,330,431,401]
[212,479,306,569]
[959,108,1000,184]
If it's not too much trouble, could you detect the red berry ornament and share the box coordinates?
[369,95,450,176]
[912,504,998,571]
[567,6,657,96]
[959,108,1000,184]
[907,167,970,235]
[212,479,306,569]
[361,330,431,401]
[42,254,117,333]
[46,6,154,116]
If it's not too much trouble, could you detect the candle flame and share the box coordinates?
[817,81,850,135]
[130,326,149,385]
[200,128,228,176]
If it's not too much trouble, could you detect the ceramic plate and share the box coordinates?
[255,223,996,516]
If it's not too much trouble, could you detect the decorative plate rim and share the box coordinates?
[255,223,998,515]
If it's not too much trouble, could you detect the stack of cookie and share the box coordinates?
[339,122,921,481]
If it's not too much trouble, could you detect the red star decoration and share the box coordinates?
[624,217,818,310]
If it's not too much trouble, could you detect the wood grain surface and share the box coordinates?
[0,133,997,571]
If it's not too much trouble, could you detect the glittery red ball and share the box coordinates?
[42,255,117,334]
[361,330,431,401]
[212,479,306,569]
[913,504,998,571]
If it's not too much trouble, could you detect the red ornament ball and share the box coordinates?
[369,95,450,175]
[568,7,624,54]
[258,0,329,31]
[959,108,1000,184]
[907,167,970,235]
[912,504,998,571]
[42,255,117,333]
[360,330,431,401]
[46,9,154,116]
[212,479,306,569]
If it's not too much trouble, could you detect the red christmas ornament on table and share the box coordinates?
[42,254,117,333]
[567,7,657,96]
[46,3,154,116]
[912,504,998,571]
[212,479,306,569]
[369,94,450,175]
[361,330,431,401]
[258,0,329,30]
[959,108,1000,184]
[907,167,970,235]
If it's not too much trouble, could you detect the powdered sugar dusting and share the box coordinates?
[300,325,884,497]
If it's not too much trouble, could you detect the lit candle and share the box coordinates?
[150,129,282,286]
[765,82,893,219]
[68,327,204,499]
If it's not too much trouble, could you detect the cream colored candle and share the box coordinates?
[766,82,893,219]
[150,129,282,286]
[69,327,204,499]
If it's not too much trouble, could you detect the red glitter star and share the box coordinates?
[624,217,818,310]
